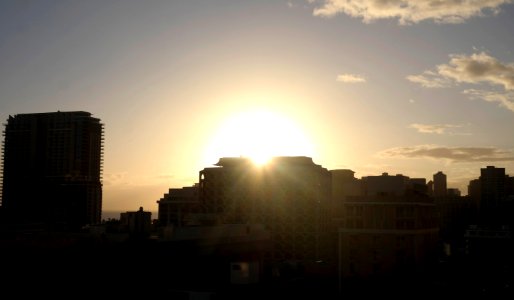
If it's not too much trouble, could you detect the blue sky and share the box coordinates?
[1,0,514,213]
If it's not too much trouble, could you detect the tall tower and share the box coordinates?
[1,111,103,229]
[433,171,447,197]
[479,166,508,225]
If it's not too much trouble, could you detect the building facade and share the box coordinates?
[338,195,439,280]
[333,172,438,285]
[157,185,200,227]
[433,171,447,197]
[468,166,514,226]
[120,206,152,237]
[1,111,103,229]
[199,156,332,263]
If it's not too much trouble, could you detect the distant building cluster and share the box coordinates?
[156,159,514,292]
[1,110,513,297]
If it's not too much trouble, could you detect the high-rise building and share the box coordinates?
[199,156,332,263]
[478,166,512,225]
[1,111,103,229]
[433,171,447,197]
[480,166,506,208]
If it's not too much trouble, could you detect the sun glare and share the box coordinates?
[203,110,315,167]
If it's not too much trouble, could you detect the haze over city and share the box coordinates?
[1,0,514,215]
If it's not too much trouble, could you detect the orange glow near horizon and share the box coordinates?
[203,109,316,167]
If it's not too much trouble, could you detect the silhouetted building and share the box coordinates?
[427,180,434,197]
[331,169,362,201]
[337,173,438,286]
[480,166,507,212]
[468,178,481,214]
[120,206,152,238]
[434,194,473,255]
[409,178,428,196]
[464,225,512,264]
[158,223,272,294]
[468,166,514,226]
[199,156,332,264]
[331,169,363,228]
[463,166,514,271]
[361,173,427,197]
[447,188,461,197]
[429,175,474,258]
[362,173,409,196]
[157,184,200,227]
[1,111,103,230]
[433,171,447,197]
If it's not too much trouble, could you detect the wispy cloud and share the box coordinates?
[378,145,514,162]
[336,73,366,83]
[463,89,514,112]
[103,172,129,186]
[409,123,469,135]
[408,52,514,89]
[407,52,514,112]
[310,0,512,25]
[406,71,452,88]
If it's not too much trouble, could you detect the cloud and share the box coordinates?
[463,89,514,112]
[378,145,514,162]
[407,52,514,112]
[438,52,514,90]
[406,71,452,88]
[310,0,512,24]
[103,172,128,186]
[336,73,366,83]
[409,123,465,135]
[408,52,514,89]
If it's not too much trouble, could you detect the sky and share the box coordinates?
[1,0,514,215]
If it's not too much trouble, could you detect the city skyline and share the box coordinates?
[1,1,514,213]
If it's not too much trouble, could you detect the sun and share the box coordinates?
[203,109,315,166]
